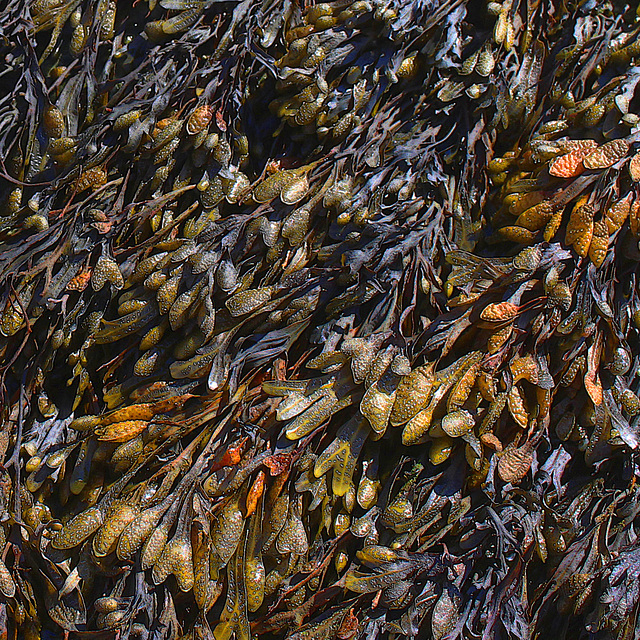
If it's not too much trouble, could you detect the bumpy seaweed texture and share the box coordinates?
[1,0,640,638]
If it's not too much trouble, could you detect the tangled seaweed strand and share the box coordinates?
[1,0,640,638]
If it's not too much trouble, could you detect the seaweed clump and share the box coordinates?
[0,0,640,638]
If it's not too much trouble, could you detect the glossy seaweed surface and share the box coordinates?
[1,0,640,638]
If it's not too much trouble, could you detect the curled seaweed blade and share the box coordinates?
[285,391,339,440]
[345,558,414,594]
[314,416,369,496]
